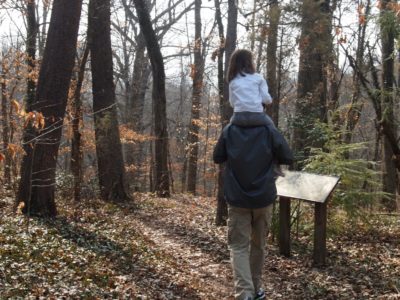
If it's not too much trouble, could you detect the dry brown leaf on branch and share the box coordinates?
[7,144,17,159]
[189,64,196,79]
[16,201,25,214]
[0,153,5,162]
[24,111,36,128]
[359,14,366,25]
[19,108,26,117]
[7,143,25,159]
[11,99,20,113]
[37,112,45,129]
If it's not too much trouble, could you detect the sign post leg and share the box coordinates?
[313,202,327,266]
[279,196,291,257]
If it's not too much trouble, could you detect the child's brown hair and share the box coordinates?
[227,49,256,82]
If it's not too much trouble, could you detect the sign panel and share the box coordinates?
[276,171,340,203]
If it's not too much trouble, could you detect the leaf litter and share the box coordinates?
[0,194,399,299]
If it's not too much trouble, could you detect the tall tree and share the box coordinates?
[344,0,371,146]
[214,0,225,116]
[379,0,398,210]
[15,0,37,197]
[88,0,130,202]
[38,0,51,57]
[186,0,204,194]
[26,0,37,110]
[265,0,281,125]
[17,0,83,217]
[71,45,89,202]
[222,0,237,124]
[1,57,11,183]
[133,0,170,197]
[126,32,150,182]
[215,0,237,225]
[292,0,333,163]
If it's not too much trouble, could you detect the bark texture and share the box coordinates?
[293,0,332,163]
[26,0,38,110]
[215,0,237,226]
[186,0,204,194]
[88,0,130,202]
[344,0,371,146]
[1,61,11,183]
[17,0,83,217]
[125,32,150,184]
[133,0,170,197]
[71,46,89,202]
[265,0,281,125]
[380,0,398,211]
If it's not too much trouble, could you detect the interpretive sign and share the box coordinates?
[276,171,340,203]
[276,171,340,266]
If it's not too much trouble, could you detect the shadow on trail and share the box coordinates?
[37,216,202,299]
[137,212,230,263]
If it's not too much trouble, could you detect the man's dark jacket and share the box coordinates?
[213,112,294,208]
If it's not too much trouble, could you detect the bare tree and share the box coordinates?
[17,0,83,217]
[265,0,281,125]
[26,0,37,110]
[88,0,130,202]
[71,45,89,202]
[186,0,204,194]
[379,0,398,210]
[344,0,372,146]
[215,0,237,226]
[133,0,170,197]
[292,0,333,163]
[1,56,11,183]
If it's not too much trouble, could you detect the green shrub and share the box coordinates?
[303,121,387,219]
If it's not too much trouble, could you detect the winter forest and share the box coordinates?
[0,0,399,298]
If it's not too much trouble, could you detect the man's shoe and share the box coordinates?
[254,288,266,300]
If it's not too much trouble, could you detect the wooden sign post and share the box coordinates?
[276,171,340,266]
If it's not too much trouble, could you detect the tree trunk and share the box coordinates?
[26,0,37,111]
[17,0,83,217]
[128,32,148,132]
[255,16,267,73]
[15,0,37,194]
[38,2,50,58]
[88,0,130,202]
[344,19,400,206]
[380,0,397,211]
[344,0,371,153]
[71,45,89,202]
[221,0,237,125]
[293,0,332,163]
[214,0,225,115]
[125,32,149,183]
[186,0,204,194]
[1,60,11,184]
[325,1,339,116]
[203,92,211,195]
[265,0,281,126]
[134,0,170,197]
[249,0,258,52]
[215,0,237,226]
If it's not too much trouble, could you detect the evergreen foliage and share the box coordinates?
[303,121,388,218]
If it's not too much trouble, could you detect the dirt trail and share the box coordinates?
[133,196,233,298]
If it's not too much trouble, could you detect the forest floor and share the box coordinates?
[0,193,399,299]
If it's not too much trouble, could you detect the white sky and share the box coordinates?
[0,0,380,85]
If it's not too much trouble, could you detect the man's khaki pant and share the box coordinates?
[227,204,273,300]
